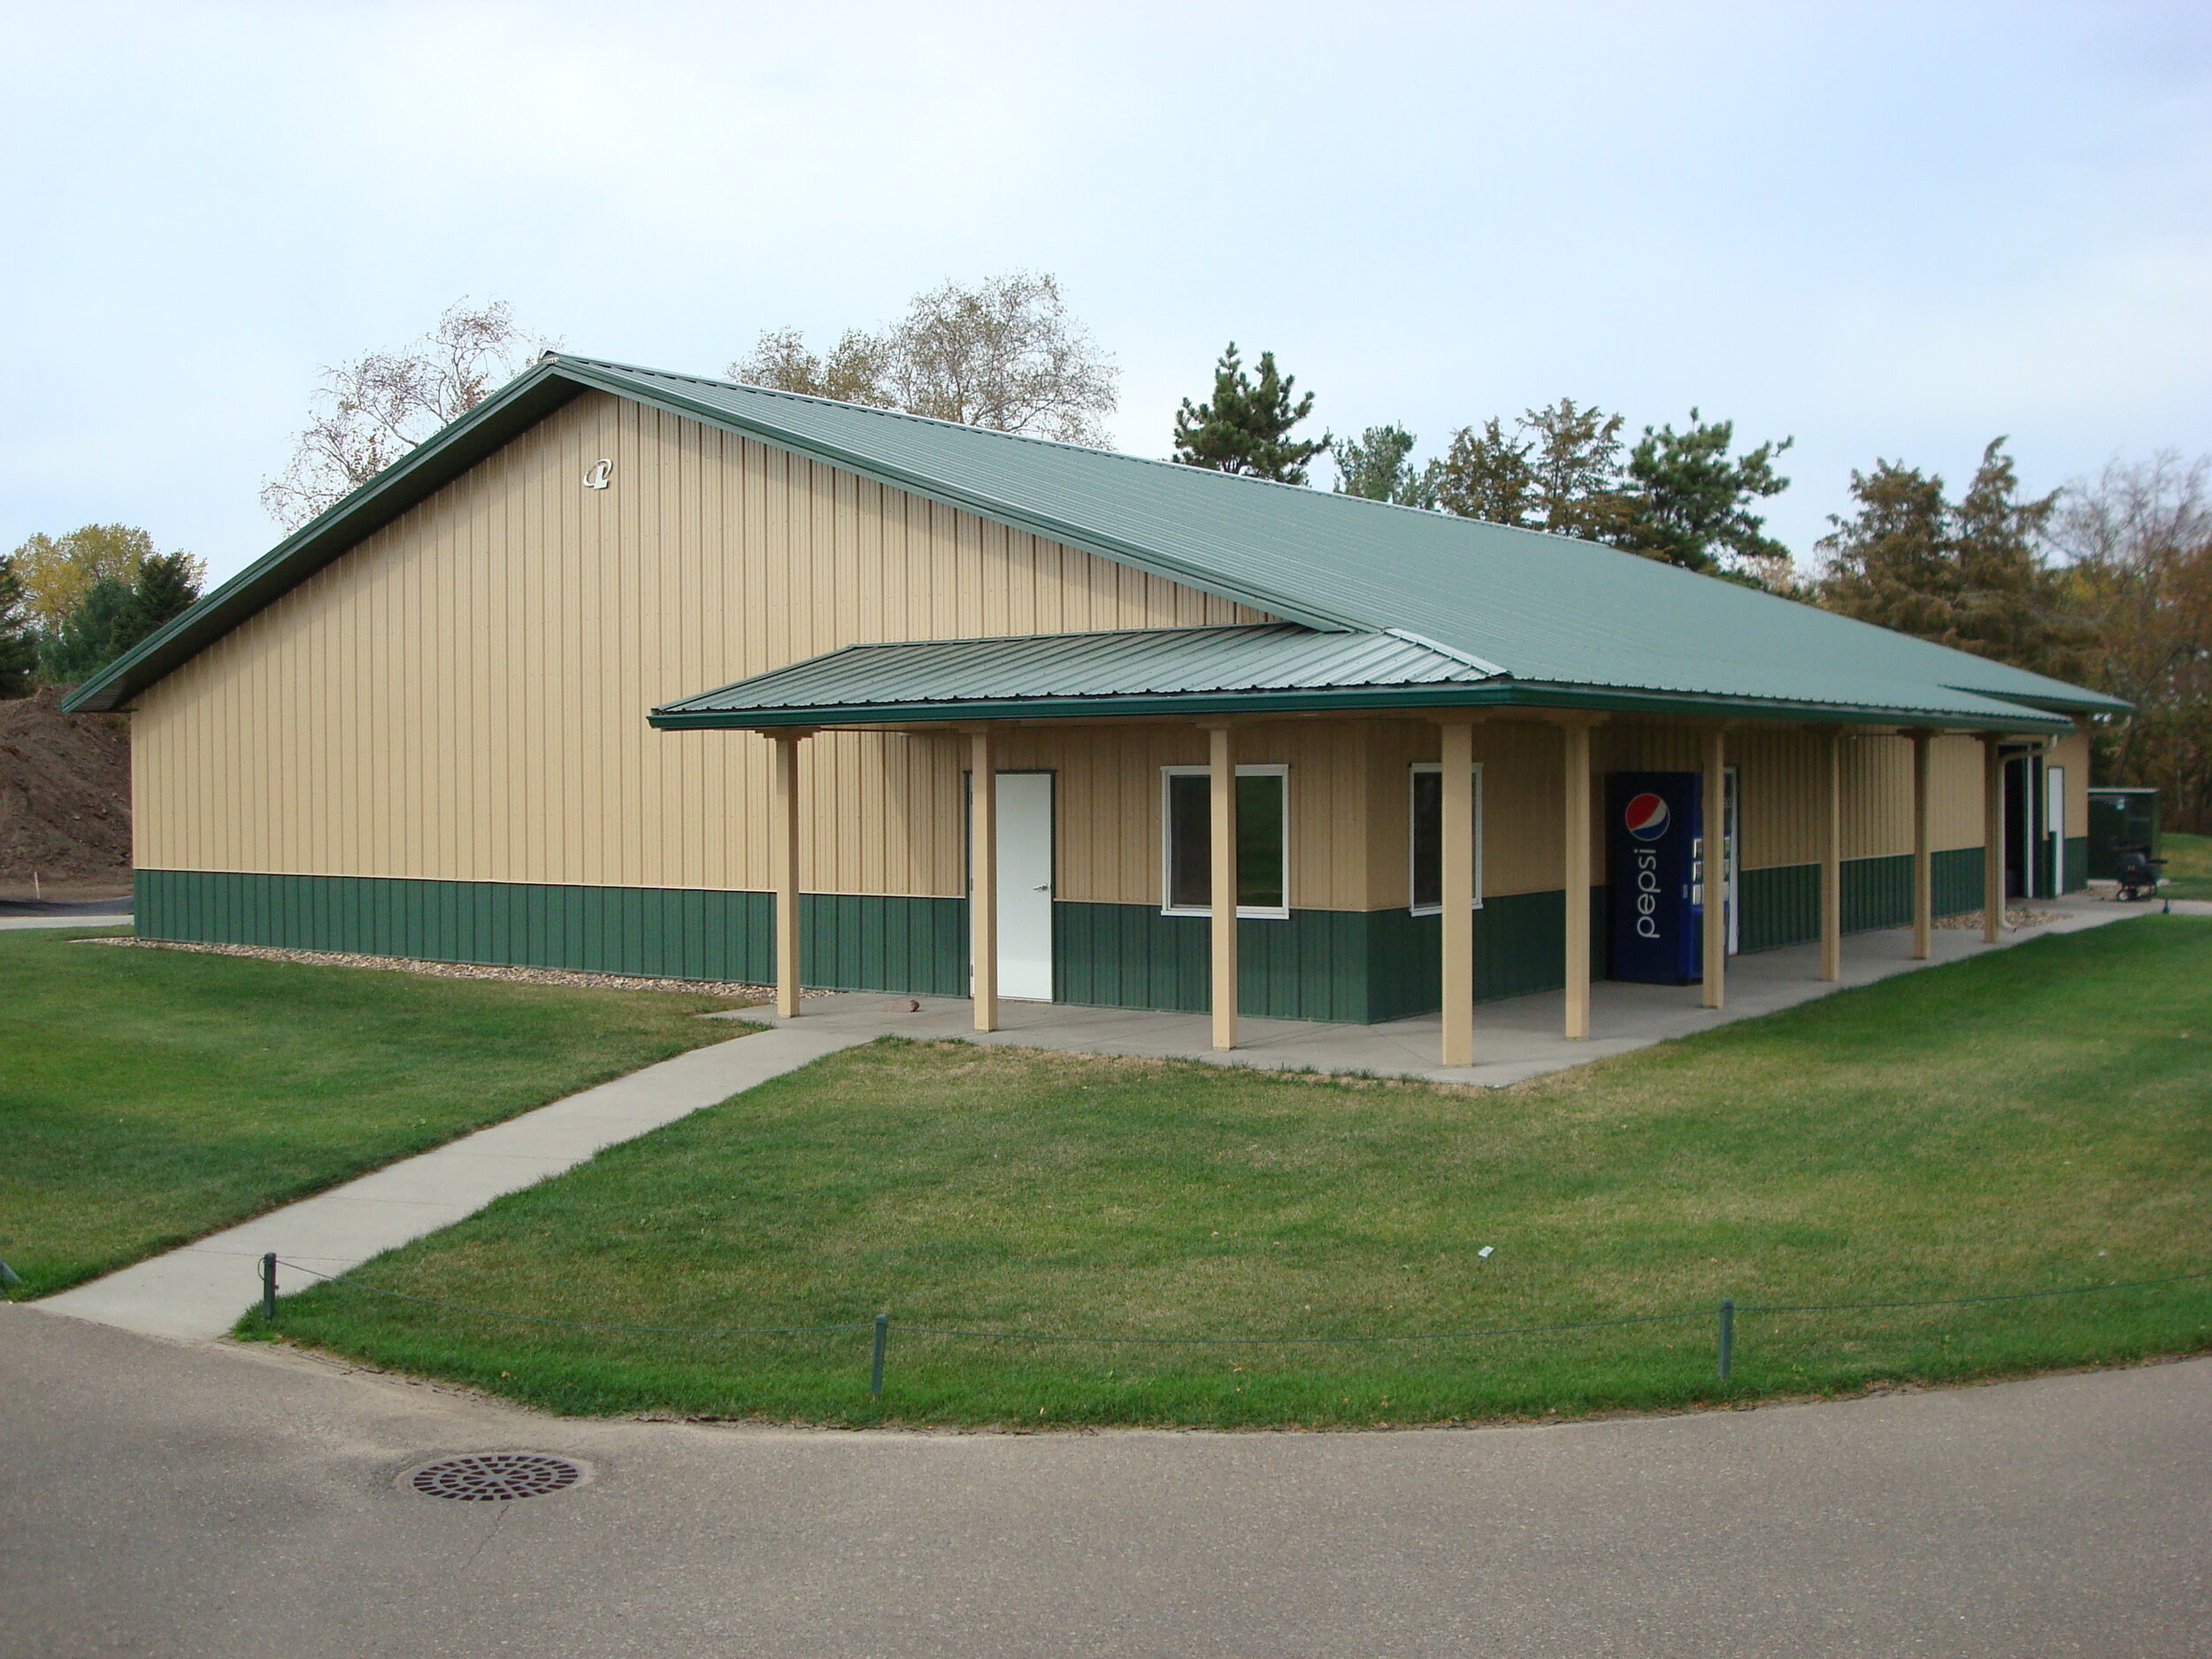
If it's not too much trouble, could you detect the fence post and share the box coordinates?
[1717,1297,1734,1380]
[261,1253,279,1321]
[870,1313,889,1396]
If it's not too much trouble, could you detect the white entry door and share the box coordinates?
[995,772,1055,1001]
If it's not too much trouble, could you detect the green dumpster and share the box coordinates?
[2086,787,2160,879]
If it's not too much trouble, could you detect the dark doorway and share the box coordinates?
[2003,750,2047,899]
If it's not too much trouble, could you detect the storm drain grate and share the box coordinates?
[407,1453,585,1502]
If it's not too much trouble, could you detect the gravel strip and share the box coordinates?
[76,935,813,1000]
[1934,907,2057,931]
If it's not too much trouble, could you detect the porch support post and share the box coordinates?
[968,726,998,1033]
[769,728,811,1020]
[1819,729,1843,982]
[1205,720,1238,1053]
[1701,725,1727,1010]
[1561,717,1594,1041]
[1981,732,2004,943]
[1437,712,1476,1067]
[1910,729,1933,960]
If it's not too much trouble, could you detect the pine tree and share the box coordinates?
[1332,425,1433,507]
[0,557,36,696]
[38,578,135,683]
[1171,343,1326,483]
[1619,410,1793,578]
[117,551,202,643]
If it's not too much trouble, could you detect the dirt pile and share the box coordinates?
[0,687,131,891]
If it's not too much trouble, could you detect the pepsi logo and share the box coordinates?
[1624,792,1670,841]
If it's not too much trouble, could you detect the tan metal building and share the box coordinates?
[67,357,2118,1064]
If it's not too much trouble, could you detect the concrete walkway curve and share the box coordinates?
[40,1022,871,1341]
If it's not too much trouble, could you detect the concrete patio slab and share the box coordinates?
[38,1021,872,1342]
[774,895,2154,1087]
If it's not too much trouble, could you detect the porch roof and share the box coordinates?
[648,622,2079,732]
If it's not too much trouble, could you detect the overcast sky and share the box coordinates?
[6,1,2209,585]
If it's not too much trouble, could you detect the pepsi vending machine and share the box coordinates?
[1609,772,1704,983]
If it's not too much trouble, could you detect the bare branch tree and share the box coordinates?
[729,273,1118,445]
[2051,452,2212,827]
[261,300,557,529]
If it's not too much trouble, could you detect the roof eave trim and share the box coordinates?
[60,363,589,713]
[648,680,2073,733]
[1936,683,2129,717]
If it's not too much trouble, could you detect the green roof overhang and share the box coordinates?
[646,680,2076,733]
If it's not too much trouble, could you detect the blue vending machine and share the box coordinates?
[1609,772,1705,984]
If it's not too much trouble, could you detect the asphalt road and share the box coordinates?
[5,1305,2207,1658]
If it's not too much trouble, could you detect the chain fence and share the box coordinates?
[258,1255,2212,1398]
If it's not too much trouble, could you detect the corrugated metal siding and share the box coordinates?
[133,392,1264,898]
[2064,837,2089,892]
[1048,891,1606,1023]
[1711,846,1992,956]
[134,869,967,993]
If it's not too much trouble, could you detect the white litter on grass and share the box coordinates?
[1478,1246,1494,1259]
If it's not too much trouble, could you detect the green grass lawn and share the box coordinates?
[2159,830,2212,899]
[260,916,2212,1428]
[1,931,751,1297]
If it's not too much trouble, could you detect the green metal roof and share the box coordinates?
[66,353,2123,732]
[652,623,1496,727]
[649,622,2078,732]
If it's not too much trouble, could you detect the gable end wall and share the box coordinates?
[131,390,1269,896]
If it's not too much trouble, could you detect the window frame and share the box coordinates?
[1409,760,1484,916]
[1159,763,1291,920]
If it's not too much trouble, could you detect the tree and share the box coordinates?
[0,555,36,697]
[1818,440,2084,683]
[261,299,555,529]
[1948,441,2078,678]
[1425,419,1536,526]
[37,579,136,683]
[1332,424,1433,508]
[733,325,895,408]
[1522,398,1631,541]
[10,523,173,631]
[1814,460,1955,638]
[1618,410,1793,579]
[35,549,205,684]
[731,273,1118,444]
[119,551,204,643]
[2050,453,2212,830]
[1422,399,1629,538]
[1171,343,1327,483]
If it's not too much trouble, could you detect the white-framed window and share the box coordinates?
[1161,764,1290,918]
[1409,761,1483,915]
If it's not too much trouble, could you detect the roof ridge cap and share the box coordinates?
[555,356,1513,515]
[788,620,1309,655]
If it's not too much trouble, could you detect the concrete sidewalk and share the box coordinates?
[0,910,131,930]
[40,1021,871,1341]
[777,895,2155,1087]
